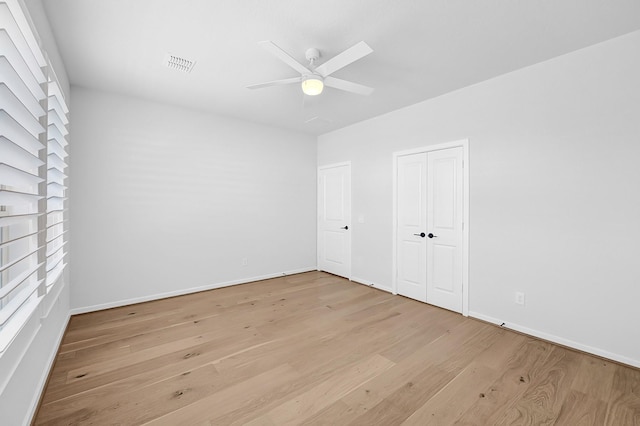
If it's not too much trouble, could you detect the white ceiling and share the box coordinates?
[41,0,640,136]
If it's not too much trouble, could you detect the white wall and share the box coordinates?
[70,87,317,311]
[0,1,71,425]
[318,30,640,367]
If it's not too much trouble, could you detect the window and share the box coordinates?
[0,0,68,353]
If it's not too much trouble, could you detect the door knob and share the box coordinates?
[341,226,349,230]
[413,232,426,238]
[428,233,437,238]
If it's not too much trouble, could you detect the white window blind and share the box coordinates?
[45,79,68,287]
[0,0,68,353]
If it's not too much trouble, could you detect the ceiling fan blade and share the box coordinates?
[259,41,312,75]
[324,76,374,96]
[315,41,373,77]
[246,77,301,90]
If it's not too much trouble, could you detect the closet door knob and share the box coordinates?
[413,232,426,238]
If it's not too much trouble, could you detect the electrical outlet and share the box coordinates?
[515,292,525,306]
[241,258,248,266]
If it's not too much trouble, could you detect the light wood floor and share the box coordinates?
[35,271,640,425]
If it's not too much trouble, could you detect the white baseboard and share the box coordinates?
[351,276,393,294]
[468,311,640,369]
[70,267,317,315]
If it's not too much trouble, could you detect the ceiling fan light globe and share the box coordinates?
[301,76,324,96]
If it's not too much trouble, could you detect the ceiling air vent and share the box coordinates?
[164,53,196,73]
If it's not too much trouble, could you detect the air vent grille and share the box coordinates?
[164,53,196,73]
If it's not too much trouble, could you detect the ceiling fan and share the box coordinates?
[246,41,374,96]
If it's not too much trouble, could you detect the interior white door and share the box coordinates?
[426,147,463,312]
[396,147,463,312]
[396,153,428,302]
[318,163,351,278]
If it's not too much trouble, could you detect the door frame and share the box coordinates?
[317,161,352,280]
[392,139,469,316]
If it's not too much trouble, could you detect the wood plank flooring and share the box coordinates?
[34,271,640,425]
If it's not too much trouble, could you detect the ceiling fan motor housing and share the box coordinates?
[303,47,323,95]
